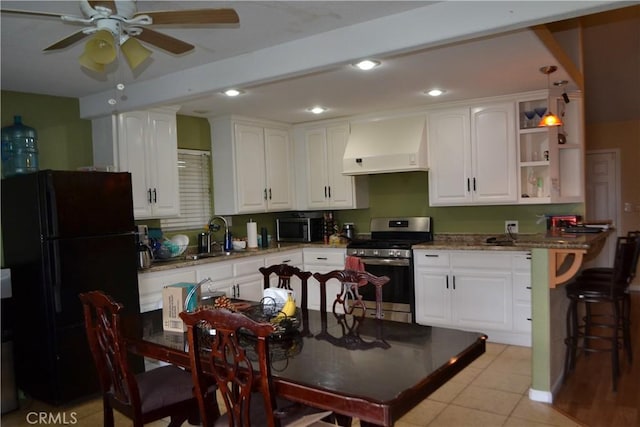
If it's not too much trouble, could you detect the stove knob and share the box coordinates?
[373,249,379,256]
[358,250,366,256]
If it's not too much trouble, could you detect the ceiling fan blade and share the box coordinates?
[0,8,64,18]
[137,8,239,25]
[135,28,194,54]
[44,30,90,51]
[88,1,117,13]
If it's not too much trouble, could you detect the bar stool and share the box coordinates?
[563,235,639,391]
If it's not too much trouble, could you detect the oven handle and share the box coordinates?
[359,257,410,267]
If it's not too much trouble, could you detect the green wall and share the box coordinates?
[1,90,585,249]
[1,91,93,171]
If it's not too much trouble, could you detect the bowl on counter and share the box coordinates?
[232,240,247,251]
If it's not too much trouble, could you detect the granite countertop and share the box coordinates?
[141,231,612,273]
[140,241,348,273]
[413,230,612,251]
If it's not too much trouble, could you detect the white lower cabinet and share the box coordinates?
[414,249,531,346]
[303,247,346,312]
[137,268,197,313]
[264,250,304,301]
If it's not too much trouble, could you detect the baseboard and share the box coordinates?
[528,388,553,403]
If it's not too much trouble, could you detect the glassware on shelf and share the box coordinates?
[523,110,536,128]
[534,107,547,120]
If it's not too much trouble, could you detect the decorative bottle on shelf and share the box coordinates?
[1,115,39,178]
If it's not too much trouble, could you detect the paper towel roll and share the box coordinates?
[246,221,258,248]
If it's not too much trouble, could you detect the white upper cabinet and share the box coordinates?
[91,107,180,219]
[427,101,517,206]
[294,122,368,210]
[210,116,294,215]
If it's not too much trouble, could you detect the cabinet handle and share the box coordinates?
[526,286,532,290]
[467,178,470,192]
[424,254,439,258]
[324,186,328,198]
[452,276,456,290]
[264,188,268,200]
[473,178,477,192]
[527,318,532,321]
[153,188,158,203]
[269,188,272,200]
[148,188,153,204]
[328,186,331,198]
[317,257,328,260]
[282,259,291,263]
[446,275,449,289]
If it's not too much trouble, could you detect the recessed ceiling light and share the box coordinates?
[223,88,244,97]
[353,59,380,71]
[425,89,446,97]
[307,106,327,114]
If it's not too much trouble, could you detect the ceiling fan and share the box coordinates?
[1,0,239,72]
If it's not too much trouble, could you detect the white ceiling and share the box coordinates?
[1,1,635,124]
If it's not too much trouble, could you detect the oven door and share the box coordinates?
[356,257,414,323]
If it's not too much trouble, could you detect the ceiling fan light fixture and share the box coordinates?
[120,37,152,70]
[538,65,563,127]
[78,51,105,72]
[83,30,117,65]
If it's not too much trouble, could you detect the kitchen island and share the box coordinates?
[415,230,612,403]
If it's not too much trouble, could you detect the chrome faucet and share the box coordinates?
[209,215,232,253]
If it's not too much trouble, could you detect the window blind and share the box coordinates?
[161,149,211,231]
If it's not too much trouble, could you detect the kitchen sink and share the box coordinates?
[185,252,232,260]
[484,237,516,246]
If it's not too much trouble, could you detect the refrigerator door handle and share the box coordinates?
[51,242,63,313]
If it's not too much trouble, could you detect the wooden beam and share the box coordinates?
[532,25,584,91]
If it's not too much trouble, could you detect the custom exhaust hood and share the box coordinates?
[343,114,428,175]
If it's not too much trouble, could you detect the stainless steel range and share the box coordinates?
[346,217,433,323]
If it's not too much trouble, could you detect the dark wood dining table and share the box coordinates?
[124,307,486,427]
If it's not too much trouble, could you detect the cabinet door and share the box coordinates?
[147,111,179,217]
[325,124,353,208]
[471,102,517,203]
[118,111,152,218]
[414,268,451,326]
[264,128,293,211]
[305,128,329,209]
[235,124,267,212]
[427,108,472,205]
[138,269,197,313]
[451,269,512,331]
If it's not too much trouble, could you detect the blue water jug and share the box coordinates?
[1,116,39,177]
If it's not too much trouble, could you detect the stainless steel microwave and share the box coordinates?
[276,217,323,242]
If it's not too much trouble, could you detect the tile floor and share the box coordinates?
[1,343,582,427]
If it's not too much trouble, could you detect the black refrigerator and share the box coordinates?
[1,170,143,405]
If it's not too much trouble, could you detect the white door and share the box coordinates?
[585,150,620,268]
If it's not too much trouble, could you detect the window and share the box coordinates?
[161,149,211,231]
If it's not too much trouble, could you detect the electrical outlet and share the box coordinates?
[505,221,519,234]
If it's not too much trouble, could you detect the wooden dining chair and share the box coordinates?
[179,308,332,427]
[79,291,200,427]
[260,264,312,310]
[312,269,390,319]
